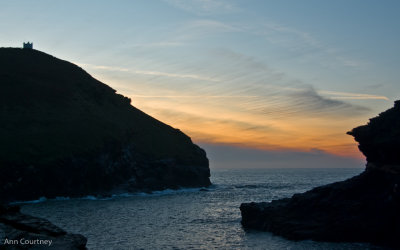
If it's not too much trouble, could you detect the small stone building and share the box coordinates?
[23,42,33,49]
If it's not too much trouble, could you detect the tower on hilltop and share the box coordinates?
[23,42,33,49]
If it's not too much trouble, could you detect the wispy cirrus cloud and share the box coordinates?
[262,22,321,48]
[239,87,372,120]
[79,63,220,82]
[187,19,241,32]
[133,69,220,82]
[195,49,374,118]
[169,19,243,43]
[286,87,370,117]
[320,90,389,100]
[254,22,369,69]
[79,48,376,157]
[130,88,367,157]
[131,95,258,98]
[76,21,383,158]
[127,42,184,48]
[164,0,238,15]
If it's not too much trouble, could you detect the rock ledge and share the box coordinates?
[0,205,87,249]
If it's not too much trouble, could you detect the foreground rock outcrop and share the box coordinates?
[240,101,400,247]
[0,48,210,203]
[0,205,87,249]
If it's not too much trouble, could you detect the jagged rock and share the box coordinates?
[240,101,400,247]
[0,48,210,203]
[0,205,87,249]
[347,100,400,173]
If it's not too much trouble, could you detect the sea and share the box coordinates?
[20,168,387,250]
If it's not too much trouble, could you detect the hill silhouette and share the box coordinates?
[0,48,210,202]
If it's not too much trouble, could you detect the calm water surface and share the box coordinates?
[22,168,386,249]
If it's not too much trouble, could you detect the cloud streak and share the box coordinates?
[74,16,385,159]
[133,70,220,82]
[252,22,369,69]
[319,90,389,100]
[125,79,370,158]
[286,87,370,116]
[127,42,184,48]
[164,0,238,15]
[131,95,258,98]
[262,22,321,48]
[80,63,220,82]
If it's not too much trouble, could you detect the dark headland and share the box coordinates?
[0,48,210,203]
[0,48,211,248]
[240,101,400,247]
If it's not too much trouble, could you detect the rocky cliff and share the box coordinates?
[348,100,400,174]
[0,48,210,203]
[240,101,400,247]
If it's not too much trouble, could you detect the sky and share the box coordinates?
[1,0,399,169]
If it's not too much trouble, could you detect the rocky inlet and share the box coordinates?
[240,101,400,248]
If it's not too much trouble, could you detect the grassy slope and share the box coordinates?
[0,48,204,166]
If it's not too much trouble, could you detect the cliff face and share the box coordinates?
[347,100,400,173]
[0,48,210,203]
[240,101,400,247]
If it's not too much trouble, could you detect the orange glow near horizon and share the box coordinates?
[85,67,383,162]
[127,92,367,159]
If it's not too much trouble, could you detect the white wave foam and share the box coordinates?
[136,187,211,196]
[54,196,70,201]
[10,186,212,204]
[10,196,47,205]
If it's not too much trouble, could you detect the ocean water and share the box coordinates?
[21,168,386,250]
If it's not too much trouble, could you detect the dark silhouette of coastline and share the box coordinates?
[241,101,400,248]
[0,48,210,203]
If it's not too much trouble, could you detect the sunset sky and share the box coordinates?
[2,0,399,168]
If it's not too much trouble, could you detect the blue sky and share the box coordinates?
[1,0,399,168]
